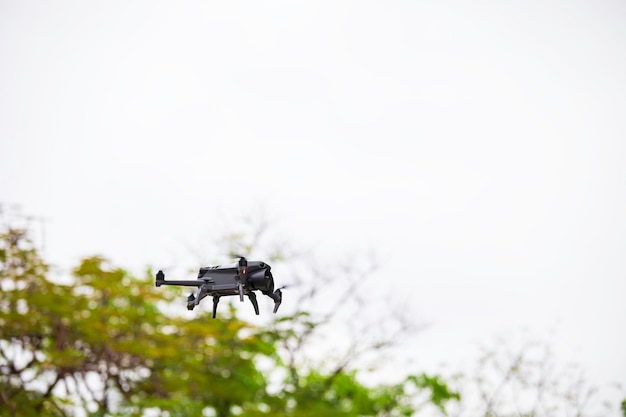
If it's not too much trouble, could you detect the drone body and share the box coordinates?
[155,257,282,318]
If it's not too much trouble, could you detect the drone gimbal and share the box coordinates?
[155,257,282,318]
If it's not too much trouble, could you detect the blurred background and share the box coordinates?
[1,1,625,416]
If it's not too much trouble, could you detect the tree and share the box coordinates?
[0,225,274,417]
[441,333,622,417]
[1,217,460,416]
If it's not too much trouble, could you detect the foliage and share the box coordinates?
[0,226,274,417]
[0,222,459,416]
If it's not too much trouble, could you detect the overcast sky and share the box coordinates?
[1,0,625,411]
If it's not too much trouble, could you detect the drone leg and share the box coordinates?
[272,289,282,313]
[263,289,282,313]
[212,296,220,319]
[248,292,259,315]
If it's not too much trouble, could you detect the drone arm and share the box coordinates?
[155,270,209,287]
[155,279,205,287]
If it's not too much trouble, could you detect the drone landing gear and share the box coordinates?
[272,289,282,313]
[212,296,220,319]
[248,292,259,315]
[184,283,282,318]
[262,289,282,313]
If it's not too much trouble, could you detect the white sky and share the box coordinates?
[1,0,625,410]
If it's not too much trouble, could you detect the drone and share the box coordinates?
[155,257,282,318]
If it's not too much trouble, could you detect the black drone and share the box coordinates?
[155,257,282,318]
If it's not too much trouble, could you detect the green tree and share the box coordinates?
[0,225,275,417]
[0,219,459,417]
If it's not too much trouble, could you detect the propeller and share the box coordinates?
[228,252,248,261]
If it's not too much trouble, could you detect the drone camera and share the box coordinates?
[248,269,271,291]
